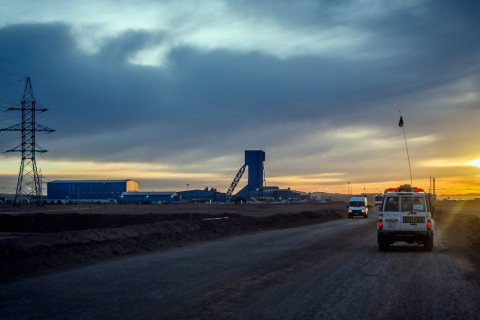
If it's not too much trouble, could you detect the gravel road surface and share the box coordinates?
[1,208,479,320]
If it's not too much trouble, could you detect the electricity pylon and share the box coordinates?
[0,77,55,205]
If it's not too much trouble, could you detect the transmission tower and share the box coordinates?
[0,77,55,205]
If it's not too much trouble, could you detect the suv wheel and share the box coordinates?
[424,234,434,251]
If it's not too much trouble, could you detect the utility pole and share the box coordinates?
[0,77,55,206]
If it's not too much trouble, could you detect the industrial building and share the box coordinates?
[177,187,226,203]
[47,179,138,203]
[118,188,225,204]
[46,150,308,204]
[119,191,180,204]
[258,187,302,202]
[226,150,305,202]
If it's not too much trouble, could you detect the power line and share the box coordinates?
[0,100,20,106]
[0,138,19,143]
[0,69,27,79]
[0,78,25,89]
[0,115,22,122]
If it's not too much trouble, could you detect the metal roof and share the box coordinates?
[48,180,136,184]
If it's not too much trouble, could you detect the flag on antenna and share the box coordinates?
[399,115,404,127]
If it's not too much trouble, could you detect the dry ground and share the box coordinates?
[434,200,480,248]
[0,202,346,280]
[0,200,478,281]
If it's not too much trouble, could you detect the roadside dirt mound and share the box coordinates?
[0,209,344,280]
[0,212,240,232]
[435,202,480,249]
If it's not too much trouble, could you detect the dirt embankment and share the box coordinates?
[0,203,345,280]
[434,200,480,249]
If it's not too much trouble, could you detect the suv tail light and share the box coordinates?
[378,220,383,229]
[427,220,432,228]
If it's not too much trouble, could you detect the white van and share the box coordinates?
[348,196,368,218]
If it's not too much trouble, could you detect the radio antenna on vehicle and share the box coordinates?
[398,107,413,185]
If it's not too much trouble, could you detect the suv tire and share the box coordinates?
[424,234,433,251]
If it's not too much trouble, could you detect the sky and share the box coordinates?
[0,0,479,195]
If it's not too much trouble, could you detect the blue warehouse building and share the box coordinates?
[177,187,226,203]
[119,191,180,204]
[47,179,138,203]
[119,188,225,204]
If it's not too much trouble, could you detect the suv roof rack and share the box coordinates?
[384,184,425,193]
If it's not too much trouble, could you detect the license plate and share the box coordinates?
[403,216,425,223]
[386,220,396,227]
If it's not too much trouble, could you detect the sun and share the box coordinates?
[470,158,480,167]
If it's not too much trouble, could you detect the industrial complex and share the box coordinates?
[45,150,306,204]
[0,80,311,205]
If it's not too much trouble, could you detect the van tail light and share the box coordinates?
[427,220,432,228]
[378,220,383,230]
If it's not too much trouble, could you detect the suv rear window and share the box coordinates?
[401,196,427,212]
[384,195,427,212]
[384,196,399,211]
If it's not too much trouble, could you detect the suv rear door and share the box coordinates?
[382,195,400,230]
[398,194,428,231]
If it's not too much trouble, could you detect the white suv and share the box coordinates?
[377,185,435,251]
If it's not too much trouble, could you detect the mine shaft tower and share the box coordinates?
[0,77,55,205]
[226,150,265,201]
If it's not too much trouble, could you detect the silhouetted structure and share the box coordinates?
[0,77,55,205]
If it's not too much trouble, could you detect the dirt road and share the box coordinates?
[0,207,478,319]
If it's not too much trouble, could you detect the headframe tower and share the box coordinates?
[226,150,265,201]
